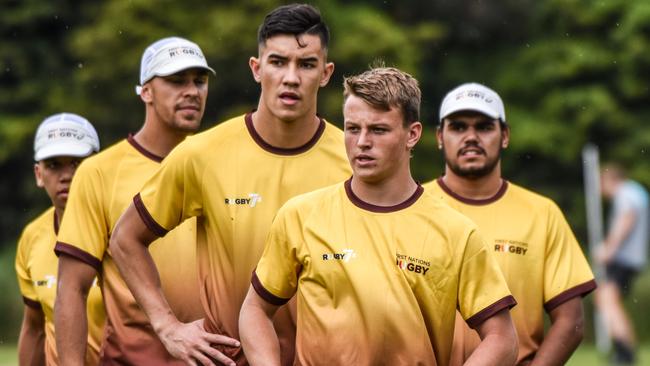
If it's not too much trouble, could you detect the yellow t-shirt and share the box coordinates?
[424,178,596,364]
[55,136,204,365]
[254,180,516,366]
[16,207,105,365]
[135,113,351,364]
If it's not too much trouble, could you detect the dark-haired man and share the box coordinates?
[110,4,350,365]
[425,82,596,365]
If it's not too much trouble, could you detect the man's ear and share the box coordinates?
[501,124,510,149]
[140,82,153,104]
[406,121,423,151]
[320,61,335,87]
[249,56,262,83]
[34,163,44,188]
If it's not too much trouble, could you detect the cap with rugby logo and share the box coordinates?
[136,36,215,95]
[34,113,100,161]
[439,82,506,123]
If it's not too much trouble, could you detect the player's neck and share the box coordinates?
[442,166,503,201]
[252,105,321,149]
[133,120,186,158]
[351,169,418,207]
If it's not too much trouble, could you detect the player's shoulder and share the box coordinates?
[173,114,248,155]
[279,182,343,215]
[77,138,130,173]
[420,190,478,228]
[506,182,557,207]
[20,207,55,242]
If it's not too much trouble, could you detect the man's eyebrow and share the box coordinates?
[267,53,288,60]
[298,56,319,63]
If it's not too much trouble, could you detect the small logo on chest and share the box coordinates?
[224,193,262,207]
[322,248,358,262]
[396,253,430,275]
[494,239,528,256]
[34,275,56,288]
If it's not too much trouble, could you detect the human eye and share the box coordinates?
[345,124,360,133]
[269,58,284,67]
[476,122,496,132]
[448,122,466,132]
[301,61,316,69]
[372,126,388,134]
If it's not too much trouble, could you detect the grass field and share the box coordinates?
[0,343,647,365]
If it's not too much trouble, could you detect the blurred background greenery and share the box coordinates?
[1,0,649,362]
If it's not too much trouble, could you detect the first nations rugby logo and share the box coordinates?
[396,253,430,275]
[224,193,262,207]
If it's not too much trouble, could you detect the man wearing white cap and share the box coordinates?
[54,37,231,365]
[424,83,596,365]
[16,113,103,366]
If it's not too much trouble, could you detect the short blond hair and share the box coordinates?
[343,67,421,126]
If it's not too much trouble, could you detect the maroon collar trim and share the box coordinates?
[436,177,508,205]
[345,178,423,213]
[53,210,59,235]
[245,112,326,156]
[127,134,164,163]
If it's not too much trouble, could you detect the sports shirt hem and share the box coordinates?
[544,279,597,313]
[437,177,508,205]
[133,193,169,238]
[345,178,424,213]
[251,271,291,306]
[466,295,517,329]
[245,112,326,156]
[54,242,102,272]
[22,296,42,310]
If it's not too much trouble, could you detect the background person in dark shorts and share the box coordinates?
[596,163,649,365]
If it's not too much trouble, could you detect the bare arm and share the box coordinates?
[239,286,282,366]
[465,308,518,366]
[18,305,45,366]
[530,297,584,366]
[110,203,239,366]
[598,209,636,263]
[55,254,96,366]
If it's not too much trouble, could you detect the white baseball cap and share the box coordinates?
[439,82,506,123]
[136,36,215,95]
[34,113,100,161]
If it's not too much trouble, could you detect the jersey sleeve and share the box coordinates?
[15,230,40,309]
[54,161,105,272]
[543,202,597,312]
[251,204,302,305]
[134,140,203,237]
[457,228,516,329]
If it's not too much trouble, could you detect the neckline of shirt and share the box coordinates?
[344,178,424,213]
[127,134,164,163]
[53,209,59,235]
[436,176,508,206]
[244,111,326,156]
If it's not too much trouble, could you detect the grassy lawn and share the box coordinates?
[0,343,647,365]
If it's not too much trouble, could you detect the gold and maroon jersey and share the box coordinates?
[425,178,596,364]
[16,207,105,365]
[55,136,204,365]
[135,113,351,364]
[254,180,516,366]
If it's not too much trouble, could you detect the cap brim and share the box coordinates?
[153,59,216,79]
[35,143,94,161]
[440,102,501,122]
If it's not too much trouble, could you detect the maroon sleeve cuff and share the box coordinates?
[251,271,291,306]
[23,296,42,310]
[133,193,168,238]
[54,242,102,273]
[466,295,517,329]
[544,279,597,313]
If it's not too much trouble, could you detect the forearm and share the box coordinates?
[55,285,89,365]
[465,332,517,366]
[240,289,282,366]
[604,210,636,253]
[111,235,177,334]
[18,320,45,365]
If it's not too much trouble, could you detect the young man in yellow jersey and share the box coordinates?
[109,4,351,366]
[54,37,216,365]
[425,82,597,365]
[16,113,102,365]
[239,67,519,366]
